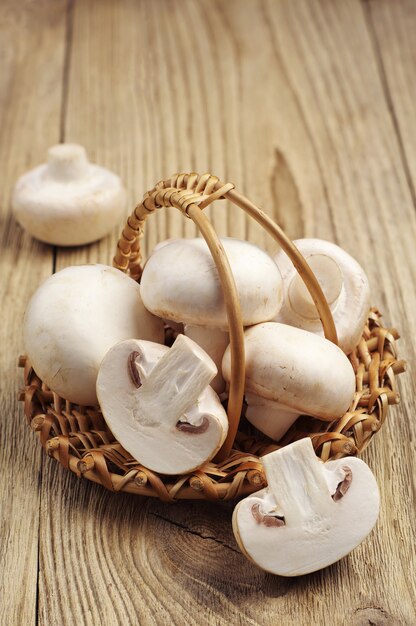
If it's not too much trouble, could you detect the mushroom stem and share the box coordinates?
[132,334,217,427]
[184,325,229,395]
[46,144,89,181]
[245,394,300,441]
[288,254,343,320]
[262,438,333,526]
[97,337,229,475]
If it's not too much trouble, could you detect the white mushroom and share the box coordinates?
[140,237,283,394]
[13,143,126,246]
[232,437,380,576]
[274,239,371,354]
[147,239,185,338]
[24,264,164,405]
[96,334,228,475]
[222,322,356,441]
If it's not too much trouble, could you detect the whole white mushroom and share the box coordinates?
[140,237,283,394]
[24,264,165,405]
[13,143,127,246]
[274,239,371,354]
[222,322,356,442]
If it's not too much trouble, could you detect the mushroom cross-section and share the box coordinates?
[222,322,356,442]
[232,437,380,576]
[140,237,283,394]
[274,239,371,354]
[96,334,229,475]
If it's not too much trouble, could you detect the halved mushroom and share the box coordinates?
[222,322,356,441]
[96,334,228,475]
[274,239,371,354]
[140,237,283,394]
[233,437,380,576]
[13,143,126,246]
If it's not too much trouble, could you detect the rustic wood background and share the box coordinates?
[1,1,415,624]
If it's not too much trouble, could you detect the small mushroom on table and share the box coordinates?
[274,238,371,354]
[24,264,164,405]
[233,437,380,576]
[13,143,126,246]
[96,334,228,475]
[140,237,283,394]
[222,322,356,441]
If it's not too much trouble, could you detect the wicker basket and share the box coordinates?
[19,173,406,501]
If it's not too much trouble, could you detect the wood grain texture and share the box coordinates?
[1,0,415,624]
[0,2,67,625]
[363,0,416,203]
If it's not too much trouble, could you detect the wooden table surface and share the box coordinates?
[1,1,415,624]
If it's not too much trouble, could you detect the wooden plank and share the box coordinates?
[363,0,416,201]
[0,2,67,625]
[253,4,416,623]
[37,0,416,624]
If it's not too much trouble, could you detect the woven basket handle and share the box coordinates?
[113,173,338,461]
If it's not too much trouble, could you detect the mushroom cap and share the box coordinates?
[24,264,164,405]
[232,439,380,576]
[140,237,283,329]
[96,337,228,475]
[274,239,371,354]
[222,322,356,420]
[13,144,127,246]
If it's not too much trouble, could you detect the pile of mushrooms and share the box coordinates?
[23,233,379,576]
[140,237,283,394]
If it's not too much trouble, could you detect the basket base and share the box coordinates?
[19,309,404,501]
